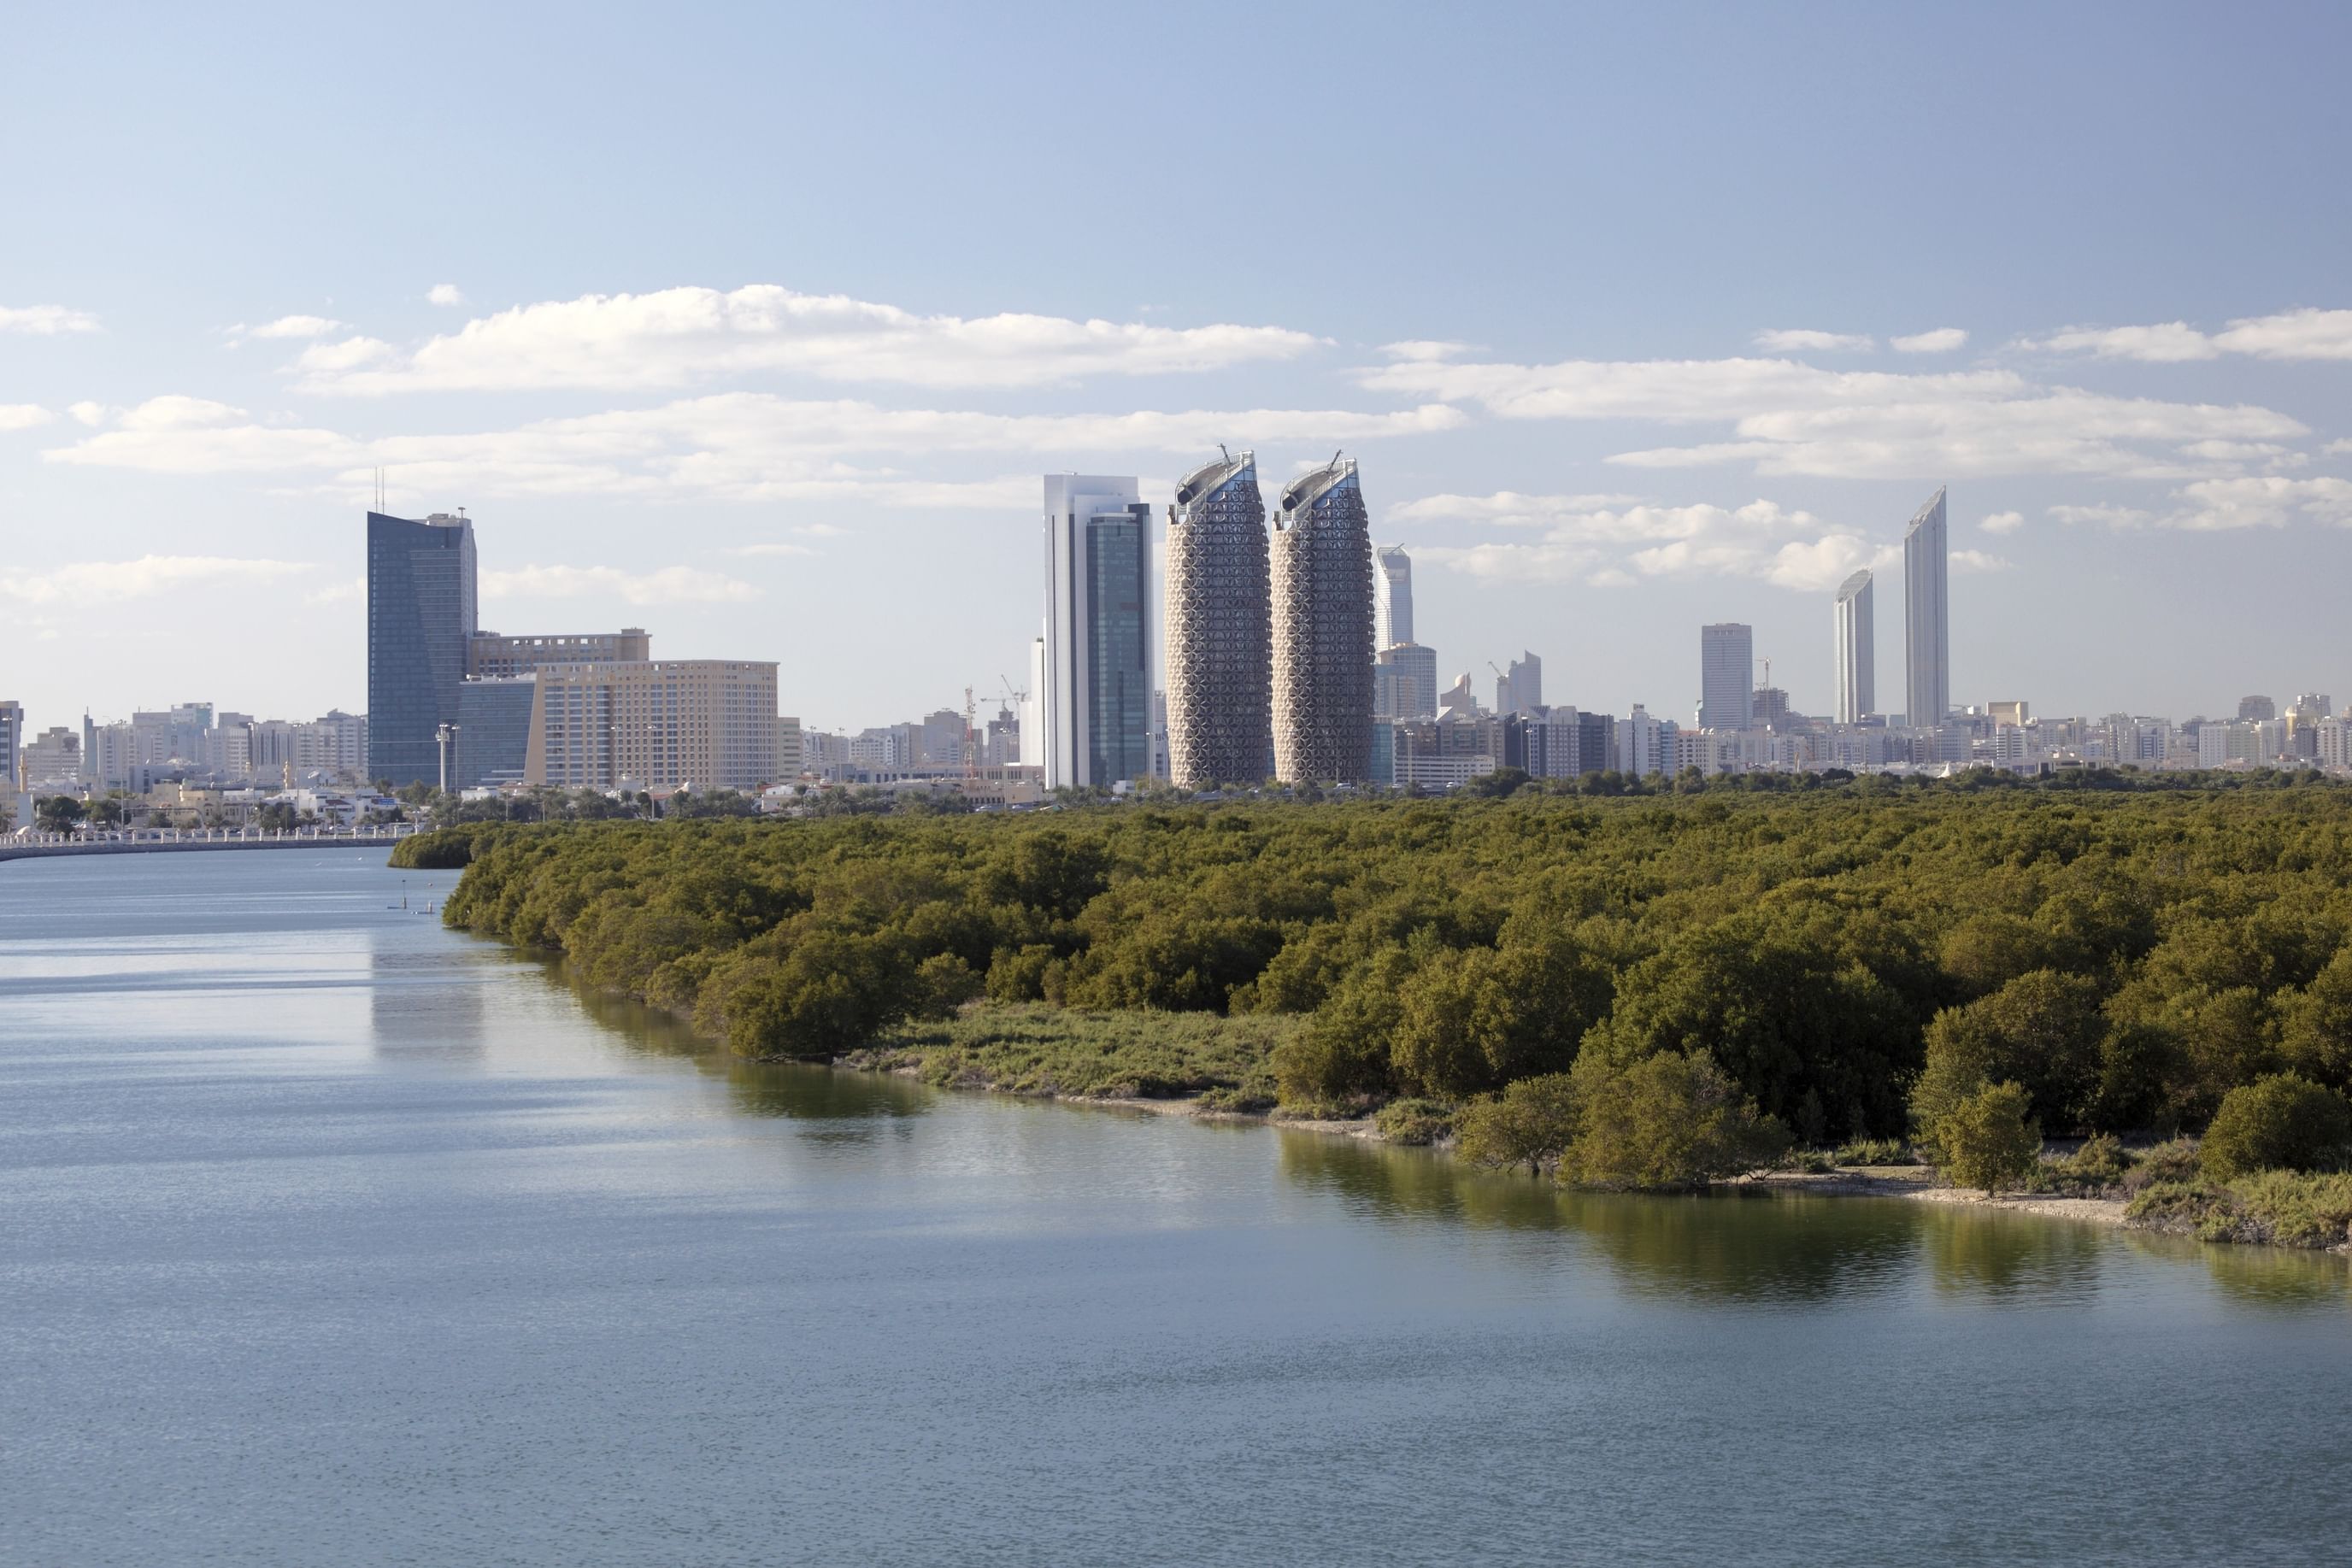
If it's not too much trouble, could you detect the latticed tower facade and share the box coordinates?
[1271,457,1374,782]
[1165,450,1273,787]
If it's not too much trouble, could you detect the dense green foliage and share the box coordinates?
[1553,1049,1790,1189]
[2196,1073,2352,1178]
[2126,1170,2352,1247]
[1935,1081,2043,1196]
[843,1001,1293,1101]
[420,783,2352,1150]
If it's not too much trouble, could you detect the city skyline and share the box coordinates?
[4,9,2351,733]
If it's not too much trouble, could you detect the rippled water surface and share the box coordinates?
[4,850,2349,1566]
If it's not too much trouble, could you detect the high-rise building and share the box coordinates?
[1375,642,1438,722]
[467,627,650,678]
[1699,623,1753,730]
[453,677,538,790]
[368,510,478,786]
[2238,695,2277,722]
[1497,651,1541,716]
[1042,477,1152,790]
[1903,487,1949,727]
[1373,544,1415,650]
[1164,450,1273,787]
[776,717,804,780]
[0,701,21,790]
[1271,457,1374,783]
[1833,568,1875,725]
[23,726,80,788]
[527,660,779,792]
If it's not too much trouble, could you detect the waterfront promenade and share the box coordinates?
[0,825,419,864]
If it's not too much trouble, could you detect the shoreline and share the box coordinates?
[820,1054,2147,1231]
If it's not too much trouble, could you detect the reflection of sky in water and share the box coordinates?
[4,849,2350,1565]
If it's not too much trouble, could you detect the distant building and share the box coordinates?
[2238,695,2277,722]
[527,660,779,793]
[1373,544,1415,649]
[1164,450,1273,788]
[454,677,537,790]
[1752,686,1791,730]
[22,726,79,789]
[1271,456,1374,783]
[776,717,804,780]
[368,509,478,787]
[467,627,650,678]
[1986,700,2030,728]
[1699,623,1753,730]
[0,701,21,790]
[1375,643,1438,722]
[1832,568,1874,725]
[1903,486,1949,726]
[1496,651,1542,716]
[1616,704,1673,777]
[1041,476,1153,790]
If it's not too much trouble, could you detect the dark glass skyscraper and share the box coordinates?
[367,510,477,786]
[1042,477,1152,789]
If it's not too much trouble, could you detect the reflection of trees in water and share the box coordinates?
[1279,1132,1920,1304]
[1920,1207,2105,1304]
[559,963,932,1130]
[2124,1229,2352,1312]
[368,937,487,1061]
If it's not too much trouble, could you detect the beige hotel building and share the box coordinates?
[526,660,780,793]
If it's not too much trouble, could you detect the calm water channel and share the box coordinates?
[4,850,2350,1565]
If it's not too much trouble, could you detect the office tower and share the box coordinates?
[1164,449,1273,787]
[23,726,80,787]
[1497,651,1541,716]
[1271,457,1374,782]
[368,509,478,786]
[2237,695,2277,722]
[1042,477,1152,790]
[467,627,650,678]
[776,717,804,780]
[1376,642,1439,722]
[0,701,21,790]
[1833,568,1875,724]
[527,660,779,792]
[1617,704,1671,777]
[2296,692,2334,717]
[1903,486,1949,728]
[1752,686,1791,730]
[1698,623,1753,730]
[452,677,538,790]
[1023,637,1045,769]
[1373,545,1415,649]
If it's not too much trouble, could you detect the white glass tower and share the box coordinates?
[1903,486,1949,728]
[1042,476,1153,790]
[1373,545,1414,650]
[1833,568,1875,725]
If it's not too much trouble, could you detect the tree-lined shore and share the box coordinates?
[399,773,2352,1245]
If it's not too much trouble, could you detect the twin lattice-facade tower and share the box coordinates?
[1165,451,1373,788]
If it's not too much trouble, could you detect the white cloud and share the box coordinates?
[45,392,1461,507]
[1891,327,1967,354]
[795,522,848,537]
[1380,340,1479,361]
[250,314,346,339]
[2049,477,2352,531]
[427,284,466,307]
[0,304,100,335]
[1361,352,2306,480]
[1400,491,1892,592]
[0,554,317,607]
[1950,548,2012,573]
[1980,510,2024,534]
[2032,308,2352,364]
[481,564,762,603]
[303,576,363,605]
[294,336,396,373]
[1754,329,1873,352]
[720,542,820,558]
[295,284,1326,394]
[2326,438,2352,455]
[0,404,51,432]
[67,401,112,426]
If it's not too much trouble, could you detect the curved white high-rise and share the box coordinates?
[1903,487,1949,727]
[1272,456,1373,783]
[1164,449,1273,787]
[1373,545,1414,649]
[1833,568,1875,725]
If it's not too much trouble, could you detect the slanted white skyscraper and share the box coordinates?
[1497,651,1541,715]
[1903,486,1949,727]
[1042,476,1153,790]
[1373,545,1414,650]
[1164,449,1273,787]
[1833,568,1875,725]
[1272,456,1374,782]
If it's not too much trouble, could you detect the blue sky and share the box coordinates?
[3,2,2349,735]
